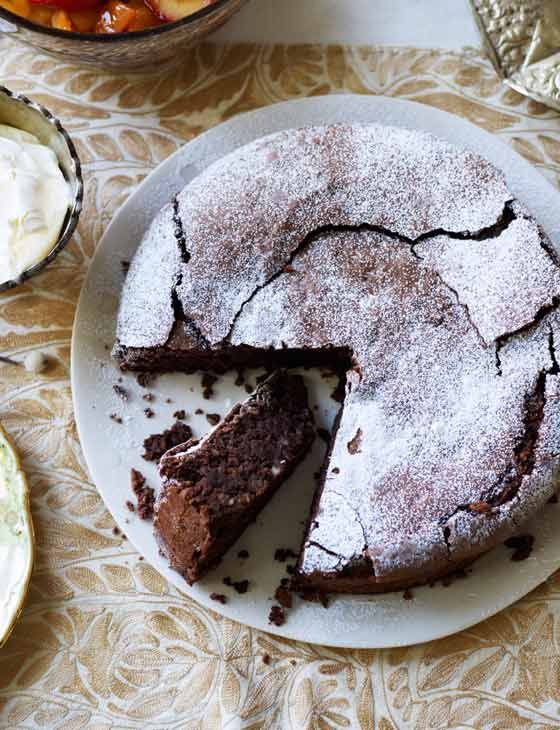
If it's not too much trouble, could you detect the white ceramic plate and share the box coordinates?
[71,95,560,648]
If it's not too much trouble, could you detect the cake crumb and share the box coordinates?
[222,576,249,594]
[144,407,155,418]
[142,393,155,402]
[347,428,363,455]
[130,468,155,519]
[210,593,228,605]
[125,500,135,512]
[173,409,186,420]
[504,534,534,561]
[274,585,293,609]
[206,413,221,426]
[262,653,271,665]
[268,605,285,626]
[142,421,193,461]
[195,408,204,415]
[202,373,218,399]
[113,384,129,401]
[137,372,156,388]
[274,548,297,562]
[238,549,249,559]
[109,413,122,424]
[233,579,250,594]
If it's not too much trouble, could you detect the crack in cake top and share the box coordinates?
[115,123,560,587]
[117,123,517,349]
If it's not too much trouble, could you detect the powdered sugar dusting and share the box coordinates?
[232,228,560,578]
[116,202,181,349]
[172,124,511,344]
[114,123,560,587]
[415,211,560,345]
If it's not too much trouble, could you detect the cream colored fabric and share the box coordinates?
[1,39,560,730]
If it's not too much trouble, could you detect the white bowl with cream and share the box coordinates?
[0,86,82,291]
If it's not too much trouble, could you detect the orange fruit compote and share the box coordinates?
[0,0,213,33]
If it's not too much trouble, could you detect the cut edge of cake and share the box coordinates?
[153,371,316,584]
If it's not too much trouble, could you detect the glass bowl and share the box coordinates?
[0,0,248,70]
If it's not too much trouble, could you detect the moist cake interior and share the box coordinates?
[154,371,316,584]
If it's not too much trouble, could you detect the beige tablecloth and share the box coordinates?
[1,39,560,730]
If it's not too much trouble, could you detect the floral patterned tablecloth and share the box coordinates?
[1,39,560,730]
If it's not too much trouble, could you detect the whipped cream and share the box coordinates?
[0,124,71,283]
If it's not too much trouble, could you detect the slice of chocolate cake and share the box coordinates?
[154,371,315,584]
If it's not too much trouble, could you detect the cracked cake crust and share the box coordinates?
[114,123,560,593]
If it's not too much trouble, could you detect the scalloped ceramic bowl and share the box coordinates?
[0,85,83,293]
[0,424,34,648]
[0,0,248,70]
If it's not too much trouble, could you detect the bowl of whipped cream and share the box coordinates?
[0,86,82,291]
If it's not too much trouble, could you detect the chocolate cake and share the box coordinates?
[154,372,315,584]
[115,124,560,593]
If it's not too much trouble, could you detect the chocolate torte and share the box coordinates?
[154,371,315,584]
[114,124,560,593]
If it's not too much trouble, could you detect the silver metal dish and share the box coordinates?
[0,85,83,293]
[469,0,560,112]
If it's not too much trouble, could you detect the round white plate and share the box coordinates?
[72,95,560,648]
